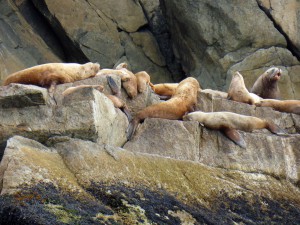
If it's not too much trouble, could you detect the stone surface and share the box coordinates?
[1,136,300,224]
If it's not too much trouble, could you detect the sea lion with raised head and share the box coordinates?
[256,99,300,115]
[3,62,100,95]
[251,67,281,99]
[227,71,262,105]
[96,62,138,99]
[127,77,200,140]
[183,111,285,148]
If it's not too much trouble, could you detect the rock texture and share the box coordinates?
[1,0,300,99]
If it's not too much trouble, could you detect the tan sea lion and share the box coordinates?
[256,99,300,115]
[2,62,100,94]
[251,67,281,99]
[183,111,285,148]
[127,77,200,140]
[134,71,154,93]
[152,83,179,100]
[201,89,228,99]
[227,71,262,105]
[96,62,138,98]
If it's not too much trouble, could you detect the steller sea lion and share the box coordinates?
[134,71,154,93]
[96,62,138,99]
[227,71,262,105]
[251,67,281,99]
[183,111,285,148]
[256,99,300,115]
[2,62,100,95]
[152,83,179,100]
[127,77,200,140]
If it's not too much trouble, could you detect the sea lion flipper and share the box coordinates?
[223,128,247,149]
[159,95,172,100]
[123,107,132,122]
[266,122,286,135]
[126,118,140,141]
[107,76,120,96]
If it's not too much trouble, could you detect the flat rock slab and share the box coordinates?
[0,84,49,108]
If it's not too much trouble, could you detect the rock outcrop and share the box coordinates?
[0,76,299,223]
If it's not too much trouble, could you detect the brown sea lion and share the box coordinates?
[227,71,262,105]
[183,111,285,148]
[127,77,200,140]
[256,99,300,115]
[96,62,138,98]
[250,67,281,99]
[134,71,154,93]
[3,62,100,95]
[152,83,179,100]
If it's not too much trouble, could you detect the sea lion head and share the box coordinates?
[183,111,205,122]
[265,67,281,82]
[116,62,128,70]
[81,62,101,79]
[121,75,138,98]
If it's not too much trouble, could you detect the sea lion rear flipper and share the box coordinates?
[126,118,140,141]
[266,122,286,135]
[223,128,247,149]
[107,76,120,96]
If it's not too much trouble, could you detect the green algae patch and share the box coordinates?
[45,203,81,224]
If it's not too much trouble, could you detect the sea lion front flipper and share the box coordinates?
[223,128,247,149]
[107,76,121,97]
[266,121,286,135]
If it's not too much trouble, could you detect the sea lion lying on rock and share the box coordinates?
[256,99,300,115]
[96,62,138,99]
[152,83,179,100]
[227,71,262,105]
[127,77,200,140]
[183,111,285,148]
[251,67,281,99]
[2,62,100,95]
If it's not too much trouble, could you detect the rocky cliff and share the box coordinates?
[1,0,300,224]
[1,0,300,99]
[0,75,299,224]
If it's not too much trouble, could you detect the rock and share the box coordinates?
[31,0,124,67]
[163,0,286,90]
[1,136,300,224]
[258,0,300,58]
[0,84,49,108]
[0,0,62,81]
[0,79,129,148]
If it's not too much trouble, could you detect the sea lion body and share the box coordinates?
[3,62,100,87]
[257,99,300,114]
[152,83,179,96]
[227,71,262,105]
[183,111,284,148]
[251,67,281,99]
[96,63,138,98]
[127,77,200,139]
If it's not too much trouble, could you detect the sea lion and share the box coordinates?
[200,89,228,99]
[227,71,262,105]
[251,67,281,99]
[62,84,132,121]
[152,83,179,100]
[134,71,154,93]
[127,77,200,140]
[96,62,138,99]
[3,62,100,94]
[256,99,300,115]
[183,111,285,148]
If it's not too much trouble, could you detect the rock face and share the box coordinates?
[1,0,300,99]
[0,76,299,223]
